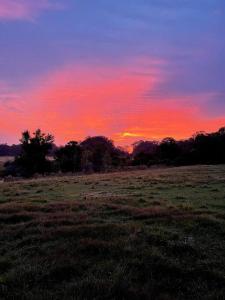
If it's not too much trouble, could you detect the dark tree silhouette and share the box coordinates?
[80,136,129,171]
[111,146,130,167]
[159,137,180,162]
[3,126,225,178]
[81,136,115,171]
[5,129,54,177]
[55,141,82,173]
[132,141,158,165]
[192,128,225,164]
[132,128,225,166]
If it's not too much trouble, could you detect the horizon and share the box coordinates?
[1,127,224,152]
[1,1,225,146]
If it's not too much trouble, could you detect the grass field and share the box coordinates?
[0,165,225,299]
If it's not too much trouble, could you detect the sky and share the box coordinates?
[0,0,225,146]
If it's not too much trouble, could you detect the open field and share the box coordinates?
[0,165,225,299]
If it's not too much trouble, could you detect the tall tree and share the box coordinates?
[55,141,82,172]
[6,129,54,177]
[81,136,117,171]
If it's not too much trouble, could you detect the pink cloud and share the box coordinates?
[0,0,63,21]
[0,60,225,146]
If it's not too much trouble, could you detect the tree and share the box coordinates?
[111,147,130,167]
[159,137,180,162]
[81,136,117,171]
[132,141,158,165]
[5,129,54,177]
[193,128,225,164]
[55,141,82,173]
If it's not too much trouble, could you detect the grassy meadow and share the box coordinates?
[0,165,225,299]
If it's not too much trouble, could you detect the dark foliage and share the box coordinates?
[132,141,158,166]
[81,136,129,172]
[132,127,225,166]
[55,141,82,173]
[111,146,130,167]
[54,137,130,173]
[4,129,54,177]
[81,136,115,171]
[3,127,225,177]
[160,138,181,161]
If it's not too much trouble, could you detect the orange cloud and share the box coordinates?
[0,60,225,145]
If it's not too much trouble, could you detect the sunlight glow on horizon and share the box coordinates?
[1,59,225,146]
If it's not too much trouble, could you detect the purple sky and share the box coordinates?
[0,0,225,145]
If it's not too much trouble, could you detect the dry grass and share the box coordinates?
[0,165,225,299]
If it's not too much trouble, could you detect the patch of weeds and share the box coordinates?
[35,190,43,194]
[151,201,162,206]
[0,257,12,274]
[175,196,186,200]
[0,213,34,224]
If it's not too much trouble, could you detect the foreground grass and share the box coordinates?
[0,165,225,299]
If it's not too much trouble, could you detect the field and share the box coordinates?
[0,165,225,299]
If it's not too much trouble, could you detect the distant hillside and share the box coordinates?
[0,144,57,156]
[0,144,21,156]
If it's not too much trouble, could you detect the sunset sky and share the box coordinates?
[0,0,225,146]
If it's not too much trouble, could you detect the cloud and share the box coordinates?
[0,59,160,143]
[0,0,63,21]
[0,59,225,145]
[114,101,225,143]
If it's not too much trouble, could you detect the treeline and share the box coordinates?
[133,127,225,166]
[3,127,225,177]
[4,130,129,177]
